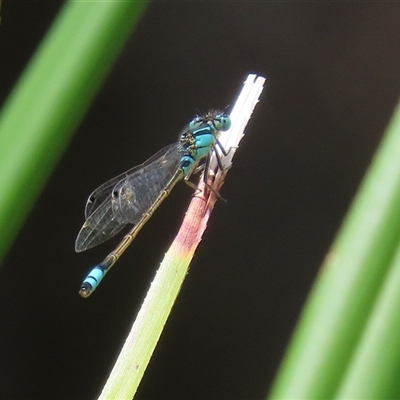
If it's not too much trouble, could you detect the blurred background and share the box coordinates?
[1,2,400,399]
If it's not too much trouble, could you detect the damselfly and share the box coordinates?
[76,111,231,297]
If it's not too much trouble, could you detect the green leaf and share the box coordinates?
[269,101,400,399]
[0,0,148,265]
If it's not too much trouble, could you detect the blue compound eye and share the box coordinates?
[188,117,202,130]
[213,114,231,131]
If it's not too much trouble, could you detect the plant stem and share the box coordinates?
[0,0,148,265]
[269,101,400,399]
[98,74,266,399]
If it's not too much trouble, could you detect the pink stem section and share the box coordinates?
[172,172,226,256]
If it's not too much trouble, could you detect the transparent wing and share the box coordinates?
[85,172,130,220]
[75,143,182,252]
[85,143,180,219]
[111,143,183,224]
[75,196,126,252]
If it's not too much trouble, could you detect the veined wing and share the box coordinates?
[75,195,126,252]
[75,143,182,252]
[85,172,131,220]
[111,143,183,224]
[84,142,180,219]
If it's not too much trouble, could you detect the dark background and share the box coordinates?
[1,2,400,400]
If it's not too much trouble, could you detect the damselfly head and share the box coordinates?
[212,114,231,132]
[188,111,231,132]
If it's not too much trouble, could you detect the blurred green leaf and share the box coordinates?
[0,0,148,264]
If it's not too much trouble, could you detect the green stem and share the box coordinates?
[99,180,218,400]
[98,75,265,399]
[269,101,400,399]
[0,0,148,265]
[334,238,400,399]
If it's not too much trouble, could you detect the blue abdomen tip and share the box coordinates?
[79,266,105,298]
